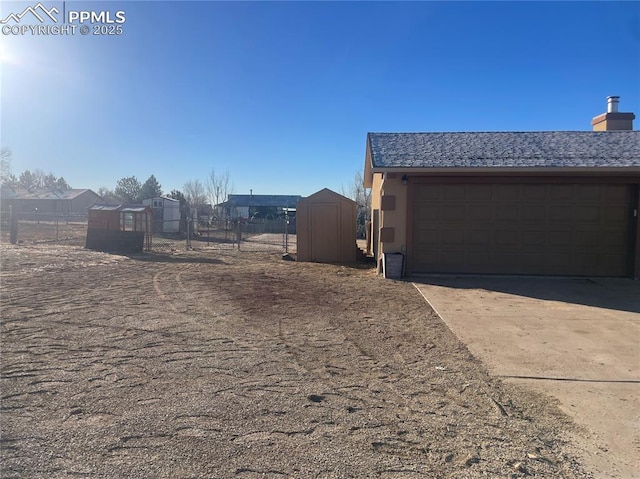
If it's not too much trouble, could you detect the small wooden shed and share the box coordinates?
[297,188,357,263]
[86,204,152,253]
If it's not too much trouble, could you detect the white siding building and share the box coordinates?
[143,196,181,233]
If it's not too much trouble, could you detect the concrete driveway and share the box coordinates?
[412,276,640,479]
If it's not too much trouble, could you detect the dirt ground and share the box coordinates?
[1,242,593,478]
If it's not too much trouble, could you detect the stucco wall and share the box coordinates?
[370,173,409,272]
[379,174,408,254]
[371,173,383,210]
[591,112,635,131]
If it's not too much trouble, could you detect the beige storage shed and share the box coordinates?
[297,188,357,263]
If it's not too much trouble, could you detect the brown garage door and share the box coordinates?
[412,182,632,276]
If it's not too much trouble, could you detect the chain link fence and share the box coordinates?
[189,218,296,254]
[0,212,88,246]
[147,218,185,253]
[1,212,296,257]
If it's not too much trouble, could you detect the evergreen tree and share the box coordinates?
[168,189,188,210]
[139,175,163,201]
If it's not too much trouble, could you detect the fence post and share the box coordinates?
[283,212,289,253]
[235,220,242,250]
[186,214,191,250]
[9,206,18,244]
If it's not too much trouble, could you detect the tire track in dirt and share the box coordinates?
[202,260,588,477]
[1,246,591,478]
[147,263,317,472]
[181,264,528,468]
[1,256,242,476]
[149,265,405,474]
[153,270,177,311]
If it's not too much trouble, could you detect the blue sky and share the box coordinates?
[1,1,639,199]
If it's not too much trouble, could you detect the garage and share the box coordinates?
[410,180,635,276]
[364,101,640,279]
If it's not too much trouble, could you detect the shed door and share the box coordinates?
[311,203,339,262]
[412,183,632,276]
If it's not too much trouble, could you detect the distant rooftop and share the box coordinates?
[367,131,640,169]
[218,194,302,208]
[2,188,99,200]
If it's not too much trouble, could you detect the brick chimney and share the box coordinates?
[591,96,635,130]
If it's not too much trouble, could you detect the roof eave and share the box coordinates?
[370,166,640,176]
[363,135,374,188]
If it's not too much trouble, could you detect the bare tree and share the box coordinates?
[0,154,71,189]
[183,179,207,206]
[206,168,234,207]
[342,168,371,239]
[342,168,371,212]
[114,176,142,204]
[97,186,119,204]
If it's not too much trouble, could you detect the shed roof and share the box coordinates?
[89,204,151,213]
[143,196,179,203]
[303,188,357,204]
[367,131,640,169]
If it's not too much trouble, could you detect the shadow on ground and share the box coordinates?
[125,253,226,265]
[411,275,640,314]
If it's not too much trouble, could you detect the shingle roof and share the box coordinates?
[368,131,640,169]
[7,188,99,200]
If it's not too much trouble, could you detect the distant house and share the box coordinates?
[1,188,102,215]
[215,194,302,220]
[142,196,181,233]
[364,96,640,278]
